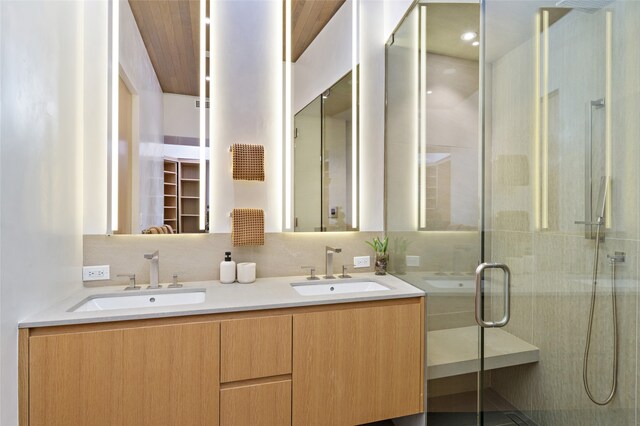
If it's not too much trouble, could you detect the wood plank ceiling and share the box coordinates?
[128,0,345,97]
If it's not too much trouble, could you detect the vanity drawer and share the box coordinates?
[220,379,291,426]
[220,315,292,382]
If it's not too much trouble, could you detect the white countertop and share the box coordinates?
[19,272,424,328]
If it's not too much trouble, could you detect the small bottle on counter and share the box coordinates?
[220,251,236,284]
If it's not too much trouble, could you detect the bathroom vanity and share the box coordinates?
[19,274,424,426]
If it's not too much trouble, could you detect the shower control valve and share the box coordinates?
[607,252,626,264]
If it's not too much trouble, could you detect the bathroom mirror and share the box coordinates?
[109,0,209,235]
[294,71,357,232]
[386,3,480,233]
[286,0,359,232]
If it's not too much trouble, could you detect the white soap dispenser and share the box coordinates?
[220,251,236,284]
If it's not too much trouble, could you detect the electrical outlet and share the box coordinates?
[406,255,420,267]
[353,256,370,268]
[83,265,110,281]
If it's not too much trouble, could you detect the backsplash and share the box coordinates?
[83,232,381,287]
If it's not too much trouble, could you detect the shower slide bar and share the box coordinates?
[578,98,605,240]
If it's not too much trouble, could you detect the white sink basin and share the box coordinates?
[291,280,390,296]
[70,289,206,312]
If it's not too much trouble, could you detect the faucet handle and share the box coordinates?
[339,265,351,279]
[301,266,320,280]
[168,273,183,288]
[117,274,140,290]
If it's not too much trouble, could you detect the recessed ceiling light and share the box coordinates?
[461,31,477,41]
[472,41,480,47]
[427,90,433,95]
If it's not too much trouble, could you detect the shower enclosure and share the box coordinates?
[385,0,640,425]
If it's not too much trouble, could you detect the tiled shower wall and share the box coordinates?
[487,2,640,424]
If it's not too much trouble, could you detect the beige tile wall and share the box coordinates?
[84,232,382,286]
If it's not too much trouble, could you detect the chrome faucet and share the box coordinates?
[324,246,342,279]
[144,250,161,288]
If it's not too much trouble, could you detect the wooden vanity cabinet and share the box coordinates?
[292,300,424,426]
[27,321,219,426]
[21,298,423,426]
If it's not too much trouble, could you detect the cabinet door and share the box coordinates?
[29,329,125,426]
[122,322,219,426]
[220,379,291,426]
[293,300,424,426]
[221,315,292,382]
[29,321,219,426]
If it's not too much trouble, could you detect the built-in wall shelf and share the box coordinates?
[163,159,178,231]
[427,326,539,380]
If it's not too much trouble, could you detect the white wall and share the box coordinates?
[210,0,283,232]
[163,93,207,138]
[119,0,164,232]
[0,1,86,423]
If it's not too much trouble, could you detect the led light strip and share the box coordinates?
[351,0,359,229]
[419,5,427,230]
[111,0,119,232]
[541,10,549,229]
[533,12,541,230]
[284,0,293,230]
[605,10,612,228]
[199,0,206,231]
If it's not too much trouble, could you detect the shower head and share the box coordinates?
[555,0,615,13]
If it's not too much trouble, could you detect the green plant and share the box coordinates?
[366,236,388,254]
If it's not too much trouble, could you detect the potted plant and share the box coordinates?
[366,236,389,275]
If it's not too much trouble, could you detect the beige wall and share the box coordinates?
[84,232,384,286]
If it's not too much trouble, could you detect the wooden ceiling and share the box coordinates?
[292,0,345,62]
[128,0,201,96]
[128,0,345,96]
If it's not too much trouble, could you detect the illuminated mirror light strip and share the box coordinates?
[352,0,359,229]
[209,0,215,232]
[111,0,119,232]
[284,0,293,230]
[418,5,427,230]
[605,10,612,228]
[199,0,206,230]
[533,12,541,230]
[541,10,549,229]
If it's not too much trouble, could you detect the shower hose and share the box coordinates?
[582,218,618,405]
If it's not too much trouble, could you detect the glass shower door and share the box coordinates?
[480,0,639,424]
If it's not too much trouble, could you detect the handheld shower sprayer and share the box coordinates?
[582,176,620,405]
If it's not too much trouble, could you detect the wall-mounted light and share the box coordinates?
[418,5,427,230]
[605,10,612,228]
[110,0,120,233]
[541,9,549,229]
[533,11,541,230]
[284,0,293,231]
[351,0,359,229]
[199,0,207,231]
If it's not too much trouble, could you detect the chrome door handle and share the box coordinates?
[475,263,511,328]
